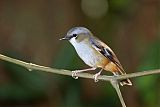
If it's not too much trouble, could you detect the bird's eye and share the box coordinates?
[73,34,77,37]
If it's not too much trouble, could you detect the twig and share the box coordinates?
[0,54,159,81]
[0,54,160,107]
[111,79,126,107]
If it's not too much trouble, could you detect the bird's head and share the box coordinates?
[60,27,92,43]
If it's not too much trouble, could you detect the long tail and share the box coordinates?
[119,78,132,86]
[113,71,132,86]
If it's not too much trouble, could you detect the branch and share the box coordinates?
[0,54,160,107]
[0,54,159,81]
[111,80,126,107]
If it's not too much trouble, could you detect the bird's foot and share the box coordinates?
[93,71,101,82]
[71,68,96,80]
[72,70,79,79]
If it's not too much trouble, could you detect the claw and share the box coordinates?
[93,70,102,82]
[72,71,79,79]
[93,73,100,82]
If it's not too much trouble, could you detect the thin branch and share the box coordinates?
[0,54,159,81]
[0,54,160,107]
[0,54,110,81]
[115,69,160,80]
[111,80,126,107]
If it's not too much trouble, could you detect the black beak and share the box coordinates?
[59,36,70,40]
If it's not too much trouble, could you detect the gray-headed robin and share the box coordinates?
[60,27,132,86]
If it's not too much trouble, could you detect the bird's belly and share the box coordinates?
[74,43,107,67]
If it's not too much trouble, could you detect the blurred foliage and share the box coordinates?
[0,0,159,107]
[138,39,160,70]
[0,52,49,102]
[136,39,160,107]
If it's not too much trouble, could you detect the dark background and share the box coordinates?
[0,0,159,107]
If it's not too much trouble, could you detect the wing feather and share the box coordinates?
[89,37,125,73]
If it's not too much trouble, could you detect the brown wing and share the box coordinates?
[89,37,125,74]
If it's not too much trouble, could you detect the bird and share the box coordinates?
[60,27,132,86]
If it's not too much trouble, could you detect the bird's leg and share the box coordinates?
[72,67,96,79]
[93,69,103,82]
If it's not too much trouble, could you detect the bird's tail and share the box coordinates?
[113,71,132,86]
[119,78,132,86]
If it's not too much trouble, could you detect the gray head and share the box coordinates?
[60,27,92,42]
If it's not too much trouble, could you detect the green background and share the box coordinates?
[0,0,159,107]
